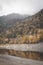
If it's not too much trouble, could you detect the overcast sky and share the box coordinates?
[0,0,43,16]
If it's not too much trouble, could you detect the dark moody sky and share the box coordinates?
[0,0,43,16]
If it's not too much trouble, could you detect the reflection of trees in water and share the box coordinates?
[0,49,43,61]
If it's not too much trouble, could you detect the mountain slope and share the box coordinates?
[0,9,43,44]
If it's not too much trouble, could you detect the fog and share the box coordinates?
[0,0,43,16]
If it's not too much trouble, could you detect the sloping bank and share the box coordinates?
[0,54,43,65]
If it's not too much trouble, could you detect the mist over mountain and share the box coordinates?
[0,13,29,33]
[0,13,28,24]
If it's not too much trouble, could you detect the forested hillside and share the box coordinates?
[0,9,43,44]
